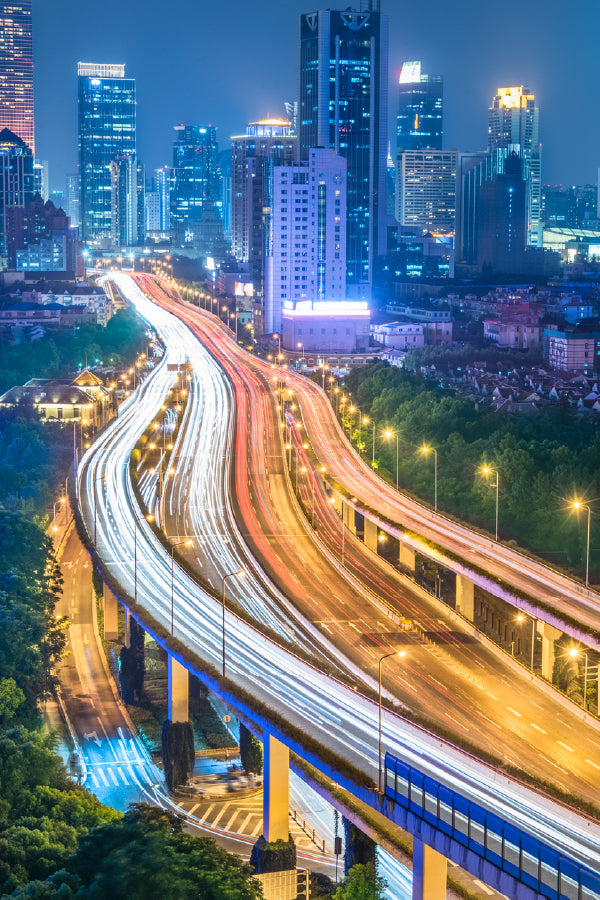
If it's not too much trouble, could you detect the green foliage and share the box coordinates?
[343,818,376,874]
[250,833,296,874]
[7,805,263,899]
[161,720,195,791]
[333,863,387,900]
[0,512,66,722]
[0,307,149,395]
[240,722,263,775]
[341,360,600,578]
[0,678,25,723]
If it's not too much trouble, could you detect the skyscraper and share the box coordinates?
[488,86,542,248]
[110,153,145,247]
[396,61,443,152]
[153,166,171,233]
[396,150,457,234]
[298,4,388,297]
[264,147,347,333]
[0,127,34,264]
[170,125,220,246]
[78,63,136,245]
[231,118,296,297]
[0,0,34,154]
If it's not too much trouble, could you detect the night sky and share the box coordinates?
[34,0,600,192]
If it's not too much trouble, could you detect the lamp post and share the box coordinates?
[572,501,591,588]
[517,613,535,671]
[170,539,192,634]
[221,570,245,677]
[134,514,154,604]
[481,465,499,541]
[372,420,376,466]
[420,446,438,513]
[384,430,399,490]
[378,649,406,792]
[53,498,64,532]
[569,647,590,710]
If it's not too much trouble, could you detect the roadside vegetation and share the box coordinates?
[335,360,600,580]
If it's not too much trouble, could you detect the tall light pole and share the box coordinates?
[134,514,154,604]
[378,649,406,792]
[481,465,499,541]
[221,570,245,677]
[372,419,376,467]
[517,613,535,671]
[384,430,399,490]
[420,446,438,513]
[569,647,590,710]
[572,501,592,588]
[170,539,192,634]
[53,498,64,532]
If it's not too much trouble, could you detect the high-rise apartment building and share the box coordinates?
[231,118,296,297]
[66,174,81,228]
[78,63,136,245]
[396,61,443,152]
[33,160,48,201]
[298,5,388,296]
[0,0,34,154]
[153,166,170,233]
[110,153,144,247]
[170,125,220,246]
[488,86,542,248]
[396,150,457,234]
[264,147,347,334]
[0,127,33,265]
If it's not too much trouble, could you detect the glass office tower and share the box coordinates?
[299,4,388,297]
[0,0,34,154]
[78,63,136,244]
[170,125,220,246]
[0,127,34,263]
[396,61,443,152]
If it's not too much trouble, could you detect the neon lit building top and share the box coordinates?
[397,61,443,152]
[235,119,291,138]
[488,86,538,150]
[0,0,34,154]
[77,63,126,79]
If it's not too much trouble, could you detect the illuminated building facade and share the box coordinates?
[298,5,388,296]
[488,86,542,248]
[153,166,171,233]
[109,153,145,247]
[396,61,443,152]
[170,125,220,246]
[231,118,296,308]
[0,126,33,265]
[264,147,346,334]
[78,63,136,244]
[396,149,457,234]
[0,0,34,154]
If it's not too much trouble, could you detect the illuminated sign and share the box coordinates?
[206,257,216,271]
[235,282,254,297]
[282,300,370,317]
[399,61,421,84]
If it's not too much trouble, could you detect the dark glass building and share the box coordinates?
[298,4,388,297]
[0,0,34,154]
[396,61,443,152]
[78,63,136,245]
[170,125,221,247]
[477,153,526,271]
[0,126,33,263]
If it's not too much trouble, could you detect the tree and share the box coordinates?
[240,723,263,775]
[333,863,387,900]
[343,818,376,875]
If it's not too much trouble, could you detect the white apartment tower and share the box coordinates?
[264,148,346,335]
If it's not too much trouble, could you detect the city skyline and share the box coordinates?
[32,0,600,192]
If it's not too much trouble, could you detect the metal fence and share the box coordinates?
[385,752,600,900]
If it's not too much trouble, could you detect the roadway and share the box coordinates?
[135,273,600,811]
[78,273,600,882]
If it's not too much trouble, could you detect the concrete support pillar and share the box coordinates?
[412,838,447,900]
[168,656,189,723]
[399,542,416,571]
[103,583,118,641]
[540,622,563,682]
[455,574,475,621]
[364,517,379,553]
[344,503,356,535]
[123,607,131,648]
[263,733,289,843]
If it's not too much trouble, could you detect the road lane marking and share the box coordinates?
[187,803,200,816]
[585,759,600,771]
[506,707,522,717]
[557,741,574,752]
[201,803,215,823]
[250,819,262,837]
[107,768,120,786]
[117,767,130,785]
[211,802,232,828]
[97,768,109,787]
[530,723,547,734]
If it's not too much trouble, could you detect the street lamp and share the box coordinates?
[481,465,499,542]
[378,649,406,792]
[221,570,245,677]
[384,430,399,491]
[420,446,438,513]
[516,613,535,671]
[572,501,592,588]
[170,539,192,634]
[568,647,591,711]
[53,498,65,532]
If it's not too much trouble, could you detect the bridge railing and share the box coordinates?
[385,752,600,900]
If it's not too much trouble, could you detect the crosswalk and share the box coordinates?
[86,759,158,791]
[177,793,327,852]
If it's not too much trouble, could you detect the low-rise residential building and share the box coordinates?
[371,322,425,350]
[0,369,113,426]
[483,318,540,349]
